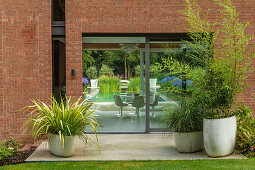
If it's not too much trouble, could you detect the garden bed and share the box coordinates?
[0,146,37,166]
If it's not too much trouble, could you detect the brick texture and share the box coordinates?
[0,0,51,142]
[66,0,255,111]
[0,0,255,142]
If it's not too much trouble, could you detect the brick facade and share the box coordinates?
[0,0,52,142]
[66,0,255,110]
[0,0,255,141]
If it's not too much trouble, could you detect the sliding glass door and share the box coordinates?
[82,35,192,133]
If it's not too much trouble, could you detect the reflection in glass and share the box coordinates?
[149,41,197,129]
[82,37,146,132]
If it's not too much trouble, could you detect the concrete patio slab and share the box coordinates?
[26,134,244,161]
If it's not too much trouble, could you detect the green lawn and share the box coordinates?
[1,159,255,170]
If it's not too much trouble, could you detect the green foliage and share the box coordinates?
[98,76,120,92]
[128,77,140,92]
[182,0,255,118]
[23,96,100,150]
[157,55,191,78]
[86,66,98,79]
[157,55,193,96]
[82,51,95,76]
[86,50,140,79]
[150,65,161,78]
[0,143,16,161]
[134,65,140,77]
[5,159,255,169]
[99,64,113,76]
[3,138,21,152]
[234,104,255,157]
[161,97,203,132]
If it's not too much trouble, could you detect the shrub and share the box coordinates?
[134,65,140,77]
[128,77,140,92]
[150,65,160,78]
[234,104,255,157]
[98,76,120,92]
[86,66,98,79]
[99,64,113,76]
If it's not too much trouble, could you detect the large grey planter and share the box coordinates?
[48,134,76,157]
[203,116,237,157]
[174,131,204,153]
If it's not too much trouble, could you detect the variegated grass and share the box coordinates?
[23,96,100,151]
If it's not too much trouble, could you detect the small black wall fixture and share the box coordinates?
[71,69,76,76]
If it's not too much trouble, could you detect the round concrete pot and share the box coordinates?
[90,79,98,88]
[48,134,76,157]
[203,116,237,157]
[174,131,204,153]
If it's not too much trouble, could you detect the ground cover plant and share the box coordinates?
[235,104,255,157]
[0,143,16,161]
[0,138,22,161]
[0,138,35,166]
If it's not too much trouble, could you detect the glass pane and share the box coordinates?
[52,38,66,103]
[82,37,146,132]
[53,0,65,21]
[149,41,185,129]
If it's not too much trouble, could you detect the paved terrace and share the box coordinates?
[26,134,244,161]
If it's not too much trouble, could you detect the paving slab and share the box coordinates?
[26,134,244,161]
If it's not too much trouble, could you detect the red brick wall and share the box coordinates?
[0,0,4,138]
[0,0,52,142]
[66,0,255,111]
[0,0,254,141]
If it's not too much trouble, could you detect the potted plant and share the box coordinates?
[193,68,238,157]
[86,66,98,88]
[182,0,255,157]
[150,65,160,88]
[23,96,100,157]
[161,97,204,153]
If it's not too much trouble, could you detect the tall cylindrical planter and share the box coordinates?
[149,78,157,87]
[203,116,237,157]
[174,131,204,153]
[90,79,98,88]
[48,134,76,157]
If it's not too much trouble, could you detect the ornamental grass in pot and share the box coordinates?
[182,0,255,157]
[23,96,100,157]
[161,97,204,153]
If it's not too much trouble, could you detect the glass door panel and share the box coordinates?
[82,36,146,132]
[149,41,184,130]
